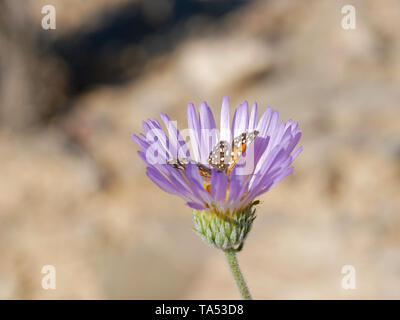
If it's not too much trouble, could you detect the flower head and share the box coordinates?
[133,97,302,249]
[133,96,301,211]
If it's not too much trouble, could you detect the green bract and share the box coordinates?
[193,201,258,251]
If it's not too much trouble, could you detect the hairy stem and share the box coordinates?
[223,249,252,300]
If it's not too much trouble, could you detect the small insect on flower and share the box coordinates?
[167,158,212,179]
[208,130,259,174]
[167,130,259,180]
[132,97,302,250]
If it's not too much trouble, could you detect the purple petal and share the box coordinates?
[285,131,302,155]
[267,120,285,153]
[146,167,179,195]
[132,134,149,150]
[141,119,171,161]
[253,136,270,165]
[159,113,178,158]
[187,103,201,162]
[291,145,303,160]
[186,202,206,210]
[185,163,211,204]
[199,101,217,163]
[142,120,151,132]
[232,101,249,139]
[256,107,272,138]
[249,180,275,199]
[220,96,231,142]
[159,113,190,159]
[249,145,284,189]
[227,166,247,204]
[137,150,147,163]
[248,102,258,131]
[158,164,193,198]
[237,136,270,176]
[251,167,294,199]
[269,166,294,189]
[244,166,281,201]
[211,169,228,203]
[266,110,280,139]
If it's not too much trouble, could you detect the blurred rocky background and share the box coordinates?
[0,0,399,299]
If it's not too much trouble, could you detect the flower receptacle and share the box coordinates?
[192,201,258,251]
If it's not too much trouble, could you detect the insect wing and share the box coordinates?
[167,158,190,170]
[227,130,259,173]
[208,140,230,171]
[167,158,211,179]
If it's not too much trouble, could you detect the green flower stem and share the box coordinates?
[223,249,252,300]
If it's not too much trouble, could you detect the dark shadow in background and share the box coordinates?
[46,0,249,95]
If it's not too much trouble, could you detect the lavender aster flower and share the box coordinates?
[133,97,301,211]
[133,97,302,299]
